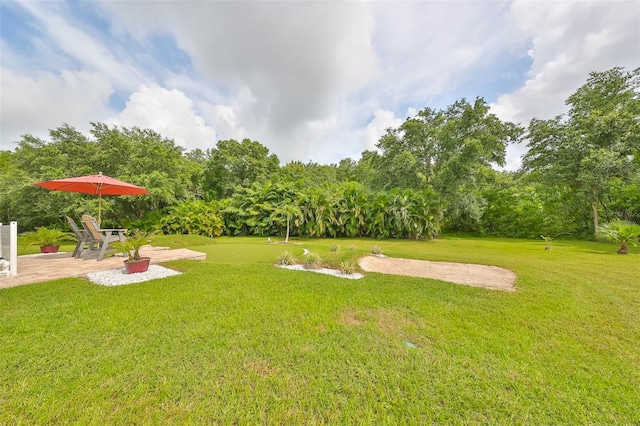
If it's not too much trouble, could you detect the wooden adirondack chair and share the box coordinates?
[80,215,126,261]
[66,216,93,258]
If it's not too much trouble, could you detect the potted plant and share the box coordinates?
[23,227,74,253]
[111,229,159,273]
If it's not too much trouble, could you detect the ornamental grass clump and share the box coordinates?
[371,244,383,255]
[339,260,357,275]
[329,244,340,252]
[303,252,322,270]
[278,251,296,266]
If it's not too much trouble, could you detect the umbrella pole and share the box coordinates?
[98,194,102,225]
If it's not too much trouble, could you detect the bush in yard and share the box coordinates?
[303,252,322,270]
[21,227,73,248]
[278,251,296,266]
[597,219,640,254]
[161,200,225,237]
[339,260,357,275]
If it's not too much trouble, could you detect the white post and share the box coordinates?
[10,222,17,276]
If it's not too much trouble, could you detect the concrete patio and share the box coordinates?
[0,245,206,290]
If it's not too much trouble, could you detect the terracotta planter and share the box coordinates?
[124,258,151,274]
[40,245,60,254]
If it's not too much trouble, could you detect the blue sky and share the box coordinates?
[1,1,638,170]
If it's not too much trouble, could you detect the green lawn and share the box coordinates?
[1,236,639,424]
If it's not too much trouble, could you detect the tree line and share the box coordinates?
[1,66,638,240]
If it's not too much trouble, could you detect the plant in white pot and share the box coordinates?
[111,229,159,273]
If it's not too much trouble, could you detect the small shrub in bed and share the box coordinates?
[278,251,296,266]
[339,260,357,275]
[304,252,322,270]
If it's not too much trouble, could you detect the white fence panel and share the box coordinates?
[0,222,18,277]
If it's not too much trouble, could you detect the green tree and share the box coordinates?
[3,123,201,229]
[370,98,523,231]
[350,150,380,190]
[336,158,359,182]
[91,123,198,222]
[203,139,280,199]
[605,178,640,223]
[3,124,100,228]
[269,200,303,243]
[523,67,640,235]
[275,161,340,187]
[0,150,20,223]
[479,171,568,238]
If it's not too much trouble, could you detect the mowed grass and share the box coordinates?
[1,236,639,424]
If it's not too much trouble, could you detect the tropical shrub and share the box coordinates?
[21,227,73,247]
[110,229,159,261]
[367,188,441,239]
[597,219,640,254]
[223,181,442,240]
[122,210,165,232]
[223,181,301,236]
[160,200,225,237]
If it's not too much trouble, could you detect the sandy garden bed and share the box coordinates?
[357,256,516,291]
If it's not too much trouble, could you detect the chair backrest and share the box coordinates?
[81,215,103,242]
[66,216,83,239]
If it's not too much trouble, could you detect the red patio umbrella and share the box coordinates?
[34,172,149,224]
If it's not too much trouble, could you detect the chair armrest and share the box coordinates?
[99,228,127,243]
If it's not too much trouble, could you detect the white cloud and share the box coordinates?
[369,1,518,108]
[108,84,217,151]
[204,105,244,143]
[2,0,638,172]
[491,0,640,124]
[101,1,380,158]
[0,67,113,149]
[489,0,640,170]
[359,109,403,152]
[15,1,151,91]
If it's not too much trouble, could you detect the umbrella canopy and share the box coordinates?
[34,172,149,224]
